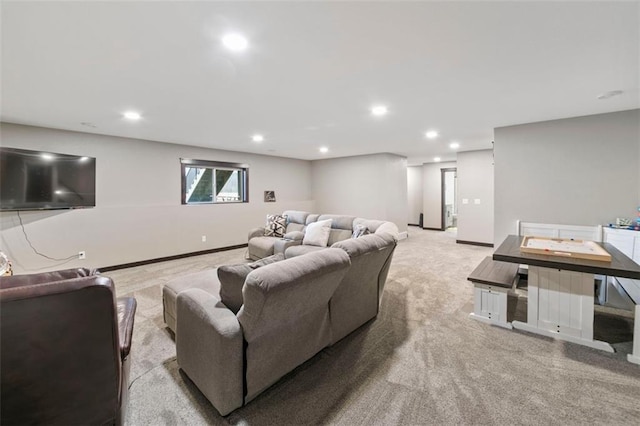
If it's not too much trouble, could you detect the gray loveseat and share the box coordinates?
[164,231,397,415]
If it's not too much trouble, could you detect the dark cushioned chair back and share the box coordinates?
[0,271,122,426]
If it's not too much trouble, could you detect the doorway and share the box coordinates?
[441,168,457,231]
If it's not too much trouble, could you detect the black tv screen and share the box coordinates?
[0,147,96,211]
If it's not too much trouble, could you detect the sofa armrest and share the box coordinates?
[373,222,399,240]
[248,227,264,241]
[176,289,244,416]
[116,297,137,359]
[274,238,302,255]
[283,230,304,241]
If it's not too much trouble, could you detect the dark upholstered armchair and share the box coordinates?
[0,268,136,426]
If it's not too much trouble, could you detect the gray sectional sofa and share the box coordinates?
[161,220,397,415]
[247,210,399,260]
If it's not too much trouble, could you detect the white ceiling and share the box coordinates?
[2,1,638,165]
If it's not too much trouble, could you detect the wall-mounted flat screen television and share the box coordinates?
[0,147,96,211]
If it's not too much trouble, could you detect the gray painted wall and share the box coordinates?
[456,150,494,244]
[311,153,408,233]
[0,123,313,273]
[407,165,423,225]
[422,161,456,229]
[494,109,640,244]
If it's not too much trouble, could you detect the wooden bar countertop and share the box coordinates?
[493,235,640,280]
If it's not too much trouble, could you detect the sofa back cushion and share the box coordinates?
[217,254,284,313]
[282,210,309,233]
[329,233,397,344]
[305,214,320,225]
[237,249,350,401]
[286,222,305,233]
[237,249,350,341]
[282,210,309,225]
[317,214,356,245]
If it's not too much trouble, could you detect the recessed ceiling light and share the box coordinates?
[222,33,249,51]
[40,153,54,161]
[425,130,438,139]
[252,134,264,143]
[55,190,63,195]
[370,105,388,117]
[319,146,329,154]
[449,142,460,149]
[123,111,141,120]
[433,157,441,162]
[79,156,89,162]
[597,90,623,100]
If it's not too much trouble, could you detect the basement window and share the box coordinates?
[181,159,249,204]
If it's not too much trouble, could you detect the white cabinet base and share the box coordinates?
[512,321,614,352]
[469,283,512,329]
[514,266,614,353]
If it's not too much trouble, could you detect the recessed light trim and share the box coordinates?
[222,33,249,51]
[433,157,441,162]
[370,105,388,117]
[252,134,264,143]
[123,111,141,120]
[425,130,438,139]
[449,142,460,149]
[319,146,329,154]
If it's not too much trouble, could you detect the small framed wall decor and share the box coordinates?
[264,190,276,202]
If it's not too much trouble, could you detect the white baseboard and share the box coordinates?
[398,231,408,240]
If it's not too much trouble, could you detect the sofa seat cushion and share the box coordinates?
[248,236,279,260]
[284,244,325,258]
[218,254,284,314]
[163,269,222,333]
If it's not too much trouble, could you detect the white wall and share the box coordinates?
[0,123,313,273]
[422,161,456,229]
[494,109,640,244]
[311,153,408,233]
[456,150,494,244]
[407,166,423,225]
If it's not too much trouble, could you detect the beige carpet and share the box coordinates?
[108,228,640,425]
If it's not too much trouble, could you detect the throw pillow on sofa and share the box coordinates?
[303,219,332,247]
[264,214,287,238]
[352,224,370,238]
[218,253,284,313]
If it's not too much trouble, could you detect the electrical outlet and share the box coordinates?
[201,235,207,242]
[78,251,86,260]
